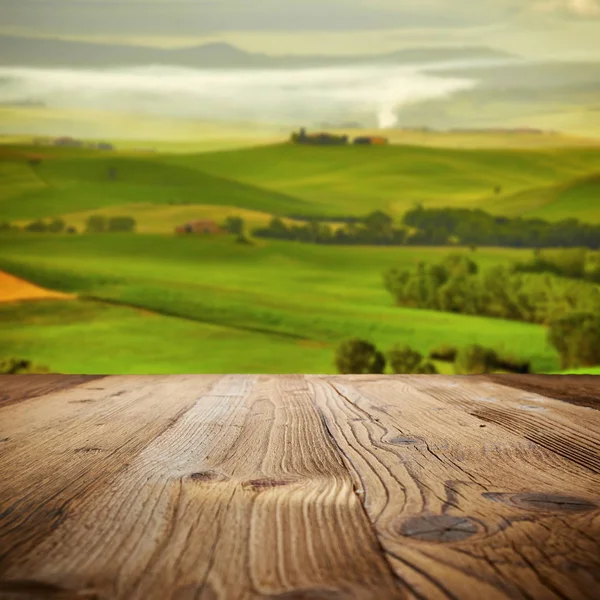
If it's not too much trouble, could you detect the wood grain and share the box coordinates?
[309,375,600,600]
[480,374,600,411]
[0,375,403,600]
[1,375,599,600]
[0,375,104,409]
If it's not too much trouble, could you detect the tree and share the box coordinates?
[364,210,393,236]
[548,312,600,369]
[429,344,458,362]
[454,345,497,375]
[108,216,136,232]
[225,216,245,237]
[25,219,47,232]
[85,215,107,233]
[414,361,438,374]
[0,357,50,374]
[335,339,386,374]
[47,218,66,233]
[268,217,288,236]
[387,345,422,374]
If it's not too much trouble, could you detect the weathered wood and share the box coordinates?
[1,375,599,600]
[480,374,600,411]
[0,375,104,408]
[309,375,600,600]
[0,375,403,600]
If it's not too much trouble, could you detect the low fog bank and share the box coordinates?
[0,62,478,132]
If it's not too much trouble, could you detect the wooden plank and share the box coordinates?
[479,375,600,411]
[0,375,220,573]
[0,375,403,600]
[0,375,104,409]
[309,375,600,600]
[407,375,600,475]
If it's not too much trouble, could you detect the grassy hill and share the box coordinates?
[2,141,599,227]
[0,234,557,374]
[0,153,308,222]
[176,142,600,220]
[486,173,600,223]
[1,138,599,375]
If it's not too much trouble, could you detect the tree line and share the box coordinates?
[0,215,137,234]
[253,211,406,245]
[383,253,600,370]
[252,207,600,248]
[403,206,600,249]
[514,247,600,283]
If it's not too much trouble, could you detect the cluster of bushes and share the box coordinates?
[253,211,407,245]
[514,248,600,283]
[0,221,19,232]
[85,215,136,233]
[1,219,76,234]
[384,253,600,370]
[384,253,600,325]
[335,339,437,374]
[403,206,600,249]
[335,339,534,375]
[429,344,530,374]
[0,357,51,374]
[1,215,138,234]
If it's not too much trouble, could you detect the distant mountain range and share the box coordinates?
[0,35,517,69]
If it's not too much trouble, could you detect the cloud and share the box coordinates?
[533,0,600,16]
[0,63,477,131]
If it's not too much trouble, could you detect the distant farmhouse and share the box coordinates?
[175,220,225,235]
[291,128,348,146]
[291,127,388,146]
[51,137,114,150]
[353,136,389,145]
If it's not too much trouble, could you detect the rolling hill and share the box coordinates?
[0,235,557,374]
[0,153,308,221]
[1,138,599,375]
[1,141,599,226]
[175,142,600,221]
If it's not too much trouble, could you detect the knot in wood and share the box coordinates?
[483,492,597,513]
[398,514,478,542]
[389,436,422,446]
[189,470,228,483]
[242,478,290,491]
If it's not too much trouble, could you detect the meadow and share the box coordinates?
[0,234,561,374]
[1,132,599,374]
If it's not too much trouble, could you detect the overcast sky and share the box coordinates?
[0,0,598,59]
[1,0,598,34]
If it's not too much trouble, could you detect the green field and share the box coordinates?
[1,136,599,374]
[0,234,558,374]
[2,140,599,230]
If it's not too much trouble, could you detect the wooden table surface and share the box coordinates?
[1,374,599,600]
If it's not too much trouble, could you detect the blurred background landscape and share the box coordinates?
[1,0,599,375]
